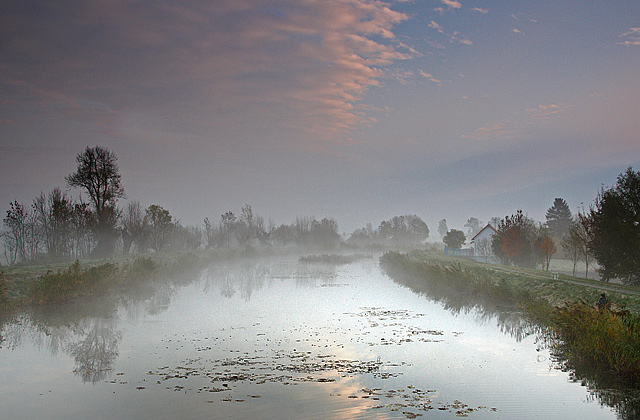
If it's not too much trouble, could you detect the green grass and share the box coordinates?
[0,250,228,312]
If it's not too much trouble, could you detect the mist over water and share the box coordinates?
[0,256,623,419]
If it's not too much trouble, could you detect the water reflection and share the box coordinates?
[382,261,640,420]
[202,258,340,301]
[383,263,542,344]
[68,319,121,383]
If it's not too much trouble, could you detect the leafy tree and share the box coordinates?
[576,211,594,279]
[378,215,429,245]
[145,205,173,251]
[464,217,482,238]
[66,146,125,257]
[443,229,465,249]
[539,235,557,271]
[270,223,296,246]
[561,220,582,276]
[437,219,448,238]
[310,217,341,249]
[545,198,572,238]
[492,210,543,268]
[588,167,640,284]
[347,223,375,246]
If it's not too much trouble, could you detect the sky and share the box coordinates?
[1,0,639,237]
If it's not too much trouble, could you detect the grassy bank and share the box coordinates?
[0,249,246,313]
[380,250,640,380]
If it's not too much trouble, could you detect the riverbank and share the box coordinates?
[0,247,379,314]
[0,249,253,314]
[379,250,640,381]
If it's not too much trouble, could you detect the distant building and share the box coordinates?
[470,224,499,263]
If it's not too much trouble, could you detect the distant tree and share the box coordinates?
[347,223,375,246]
[437,219,448,238]
[378,215,429,245]
[203,217,215,249]
[443,229,465,249]
[492,210,544,268]
[561,220,582,276]
[170,223,201,250]
[576,211,594,279]
[464,217,482,238]
[270,224,296,246]
[293,216,313,245]
[51,188,73,257]
[539,235,557,271]
[121,201,147,254]
[489,217,501,228]
[476,237,493,263]
[545,198,572,238]
[221,211,237,247]
[588,167,640,283]
[310,217,341,249]
[145,205,173,251]
[66,146,125,257]
[69,200,93,259]
[236,204,266,245]
[2,201,29,264]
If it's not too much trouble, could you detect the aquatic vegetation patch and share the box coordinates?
[337,386,497,418]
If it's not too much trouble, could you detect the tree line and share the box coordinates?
[434,168,640,286]
[4,146,638,285]
[2,146,432,265]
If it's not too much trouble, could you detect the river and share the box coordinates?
[0,255,628,419]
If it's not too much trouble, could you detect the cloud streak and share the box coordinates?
[1,0,410,144]
[619,27,640,46]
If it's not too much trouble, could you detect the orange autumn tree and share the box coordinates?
[492,210,545,268]
[539,235,557,271]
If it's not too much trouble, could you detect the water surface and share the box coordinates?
[0,256,621,419]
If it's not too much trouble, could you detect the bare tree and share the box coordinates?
[121,201,147,254]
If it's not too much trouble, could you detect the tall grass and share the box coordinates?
[29,261,118,304]
[551,301,640,378]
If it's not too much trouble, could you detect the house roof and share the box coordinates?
[470,223,497,242]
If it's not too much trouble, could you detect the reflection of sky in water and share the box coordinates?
[0,257,618,419]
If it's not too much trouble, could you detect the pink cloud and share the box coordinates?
[1,0,411,144]
[440,0,462,10]
[461,121,517,141]
[525,103,571,122]
[419,70,442,84]
[619,27,640,46]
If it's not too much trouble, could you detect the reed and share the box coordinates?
[551,300,640,378]
[380,250,640,381]
[28,261,117,304]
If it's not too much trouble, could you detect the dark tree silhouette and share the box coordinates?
[66,146,125,257]
[443,229,466,249]
[545,198,572,238]
[588,167,640,284]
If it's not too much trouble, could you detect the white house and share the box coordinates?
[470,224,499,263]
